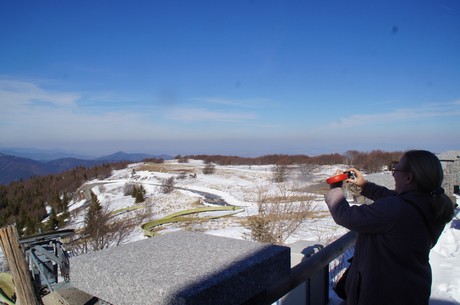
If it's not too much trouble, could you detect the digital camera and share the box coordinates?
[326,170,356,184]
[345,171,356,180]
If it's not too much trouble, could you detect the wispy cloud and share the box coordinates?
[171,97,267,123]
[192,97,270,108]
[0,78,261,147]
[0,78,81,108]
[324,101,460,130]
[167,107,257,122]
[0,78,158,119]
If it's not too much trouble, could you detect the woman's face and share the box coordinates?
[393,155,410,194]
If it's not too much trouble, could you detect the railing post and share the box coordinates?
[305,263,329,305]
[278,241,329,305]
[0,225,42,305]
[243,231,357,305]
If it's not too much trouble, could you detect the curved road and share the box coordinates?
[76,180,232,207]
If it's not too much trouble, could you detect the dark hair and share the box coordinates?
[404,150,455,224]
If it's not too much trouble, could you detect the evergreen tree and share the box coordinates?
[83,191,111,251]
[47,207,60,231]
[60,192,71,222]
[85,192,103,235]
[134,185,146,203]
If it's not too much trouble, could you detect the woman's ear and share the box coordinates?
[406,172,415,184]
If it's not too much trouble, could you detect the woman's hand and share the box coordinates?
[346,168,366,187]
[329,169,344,189]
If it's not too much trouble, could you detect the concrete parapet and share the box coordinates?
[42,285,99,305]
[70,231,290,305]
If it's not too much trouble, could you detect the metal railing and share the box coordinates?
[243,231,358,305]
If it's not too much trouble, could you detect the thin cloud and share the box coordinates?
[0,78,81,108]
[1,106,172,142]
[440,4,456,12]
[192,97,270,108]
[167,107,257,123]
[0,78,155,117]
[325,102,460,130]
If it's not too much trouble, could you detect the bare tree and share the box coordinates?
[161,177,175,194]
[203,162,216,175]
[244,185,277,243]
[124,183,134,196]
[272,164,290,183]
[66,192,136,254]
[110,213,138,246]
[244,182,317,245]
[297,163,318,182]
[175,155,189,163]
[177,172,187,180]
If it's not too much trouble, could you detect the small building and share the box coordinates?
[437,150,460,197]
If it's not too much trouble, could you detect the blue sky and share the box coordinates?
[1,0,459,157]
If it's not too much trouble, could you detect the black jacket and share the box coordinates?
[328,182,445,305]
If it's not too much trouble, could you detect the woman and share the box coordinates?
[325,150,455,305]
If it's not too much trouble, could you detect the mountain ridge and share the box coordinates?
[0,151,173,185]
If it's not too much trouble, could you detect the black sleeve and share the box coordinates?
[361,182,396,202]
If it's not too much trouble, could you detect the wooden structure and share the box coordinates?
[0,225,42,305]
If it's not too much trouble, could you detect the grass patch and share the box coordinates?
[301,183,329,195]
[141,206,244,237]
[138,163,197,174]
[111,205,144,215]
[264,194,316,203]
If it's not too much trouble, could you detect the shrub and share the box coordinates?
[244,183,316,245]
[161,177,175,194]
[203,163,216,175]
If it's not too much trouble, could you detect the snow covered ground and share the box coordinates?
[70,159,460,304]
[1,159,459,304]
[430,214,460,304]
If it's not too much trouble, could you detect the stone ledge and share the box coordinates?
[70,231,290,305]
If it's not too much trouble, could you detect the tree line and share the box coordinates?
[182,150,403,172]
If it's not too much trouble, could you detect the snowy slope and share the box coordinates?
[71,160,460,304]
[1,160,459,304]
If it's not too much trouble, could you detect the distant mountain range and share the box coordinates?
[0,147,93,161]
[0,149,172,185]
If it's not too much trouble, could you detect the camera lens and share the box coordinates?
[346,171,355,179]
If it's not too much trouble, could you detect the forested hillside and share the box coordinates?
[0,162,130,235]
